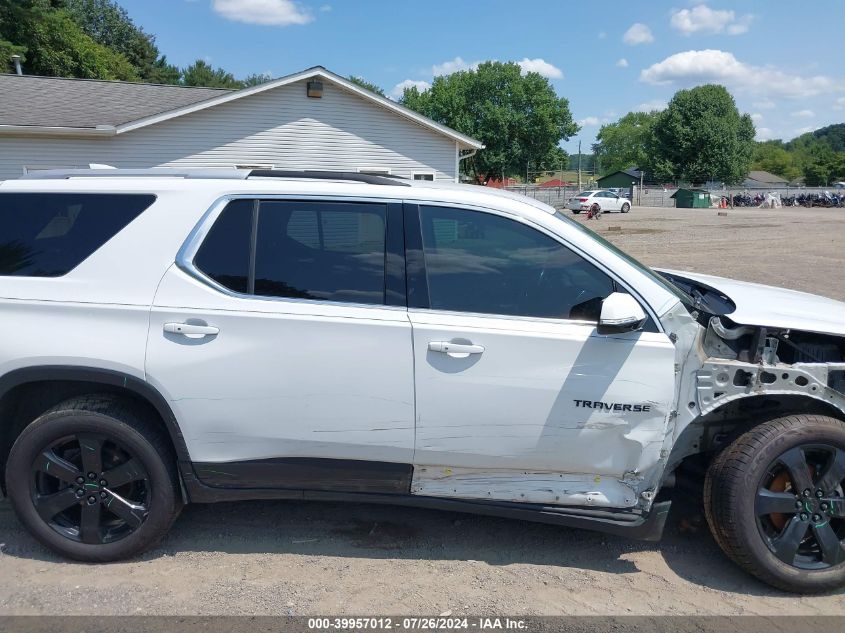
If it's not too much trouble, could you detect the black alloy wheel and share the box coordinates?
[31,433,151,545]
[756,444,845,569]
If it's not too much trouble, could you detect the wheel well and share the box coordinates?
[666,394,845,484]
[0,375,187,495]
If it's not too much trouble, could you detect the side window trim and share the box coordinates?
[180,195,404,310]
[401,200,661,331]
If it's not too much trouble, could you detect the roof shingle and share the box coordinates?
[0,74,231,129]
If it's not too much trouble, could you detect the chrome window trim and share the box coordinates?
[176,193,667,331]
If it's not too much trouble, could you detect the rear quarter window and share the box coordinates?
[0,193,155,277]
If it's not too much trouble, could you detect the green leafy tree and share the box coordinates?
[649,84,755,185]
[181,59,242,89]
[242,72,273,87]
[0,0,137,80]
[348,75,385,97]
[402,61,577,179]
[593,111,659,176]
[66,0,181,83]
[751,141,802,182]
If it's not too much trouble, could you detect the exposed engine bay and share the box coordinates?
[657,270,845,469]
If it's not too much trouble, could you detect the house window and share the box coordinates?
[412,172,436,181]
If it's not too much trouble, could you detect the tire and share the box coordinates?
[5,394,181,562]
[621,203,630,213]
[572,209,581,214]
[704,414,845,593]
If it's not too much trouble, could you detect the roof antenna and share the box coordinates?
[11,54,22,76]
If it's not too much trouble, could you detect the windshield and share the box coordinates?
[553,210,693,307]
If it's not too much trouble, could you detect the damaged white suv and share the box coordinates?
[1,169,844,593]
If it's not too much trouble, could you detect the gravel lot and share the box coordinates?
[2,205,845,616]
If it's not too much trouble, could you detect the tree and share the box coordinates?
[401,61,577,180]
[66,0,181,83]
[348,75,385,97]
[242,72,273,87]
[181,59,242,89]
[751,141,801,182]
[593,111,659,176]
[0,0,137,80]
[649,84,755,185]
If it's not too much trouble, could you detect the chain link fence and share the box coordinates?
[504,183,844,209]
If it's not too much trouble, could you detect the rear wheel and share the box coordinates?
[704,414,845,593]
[5,395,180,562]
[571,209,581,214]
[621,203,630,213]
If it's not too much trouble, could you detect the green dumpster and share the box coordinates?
[671,188,711,208]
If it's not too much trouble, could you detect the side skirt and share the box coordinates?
[180,461,670,542]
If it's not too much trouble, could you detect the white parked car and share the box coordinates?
[567,189,631,214]
[1,169,844,593]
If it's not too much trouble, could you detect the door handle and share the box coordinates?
[163,322,219,337]
[428,341,485,355]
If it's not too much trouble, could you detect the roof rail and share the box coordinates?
[247,169,410,187]
[21,168,249,180]
[19,167,412,186]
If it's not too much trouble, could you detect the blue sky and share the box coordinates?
[120,0,845,153]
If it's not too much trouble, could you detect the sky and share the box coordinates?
[120,0,845,153]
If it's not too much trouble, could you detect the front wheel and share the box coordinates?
[704,414,845,593]
[571,209,581,214]
[621,203,630,213]
[5,395,181,562]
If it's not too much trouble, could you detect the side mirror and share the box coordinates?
[597,292,647,335]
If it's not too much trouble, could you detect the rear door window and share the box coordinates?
[0,193,155,277]
[193,199,389,306]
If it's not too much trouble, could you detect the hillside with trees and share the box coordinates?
[0,0,267,88]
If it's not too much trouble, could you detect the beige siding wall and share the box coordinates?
[0,79,457,181]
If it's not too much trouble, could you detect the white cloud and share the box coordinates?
[517,58,563,79]
[753,99,776,109]
[430,56,562,79]
[390,79,431,99]
[640,49,837,98]
[431,57,480,76]
[834,96,845,109]
[598,31,607,39]
[578,116,601,127]
[623,23,654,45]
[756,127,774,141]
[670,4,753,36]
[750,113,763,122]
[212,0,312,25]
[795,126,815,135]
[636,100,668,112]
[616,58,629,68]
[791,109,815,118]
[319,4,331,11]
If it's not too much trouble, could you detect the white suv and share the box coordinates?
[1,169,844,593]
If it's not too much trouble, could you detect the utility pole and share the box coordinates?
[577,140,582,191]
[639,169,644,205]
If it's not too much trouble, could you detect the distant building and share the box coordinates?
[596,167,642,189]
[743,170,789,188]
[0,66,483,181]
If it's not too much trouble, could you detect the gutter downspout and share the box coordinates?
[458,148,478,184]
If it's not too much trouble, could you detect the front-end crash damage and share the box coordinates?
[656,269,845,498]
[697,317,845,417]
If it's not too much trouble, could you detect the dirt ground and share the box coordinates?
[2,205,845,616]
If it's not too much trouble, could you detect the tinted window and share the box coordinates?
[194,199,253,293]
[254,201,386,304]
[419,206,615,320]
[0,193,154,277]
